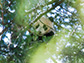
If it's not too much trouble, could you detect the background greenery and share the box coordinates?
[0,0,84,63]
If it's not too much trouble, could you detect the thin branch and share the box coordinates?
[1,3,4,25]
[25,0,56,14]
[0,2,5,35]
[29,0,64,25]
[0,27,8,35]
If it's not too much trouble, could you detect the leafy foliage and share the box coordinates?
[0,0,84,63]
[28,28,84,63]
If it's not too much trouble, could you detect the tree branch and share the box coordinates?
[1,3,4,25]
[25,0,56,14]
[0,27,8,35]
[29,0,64,25]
